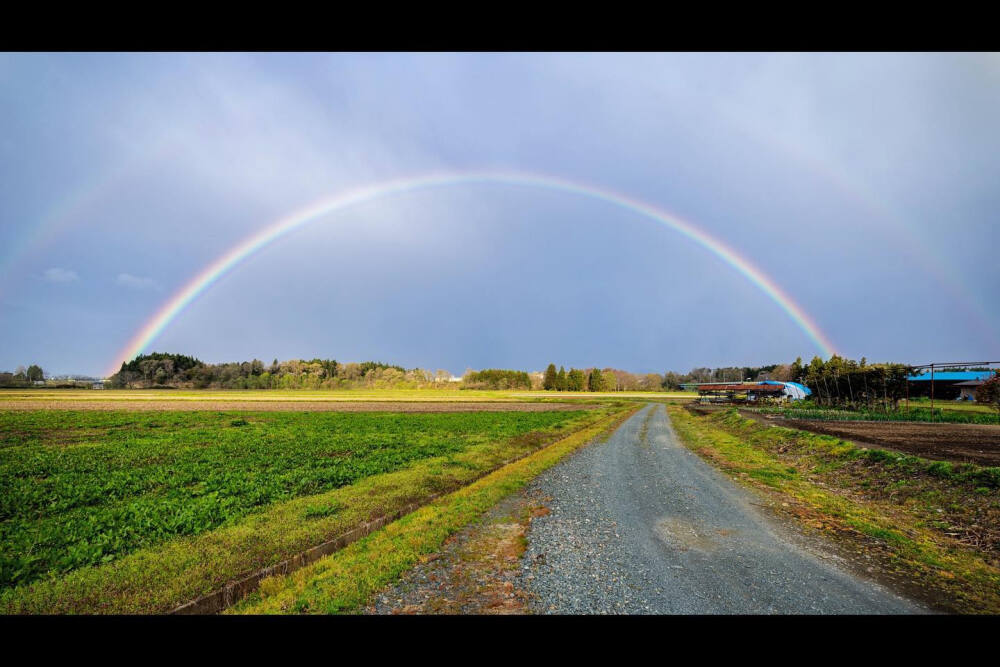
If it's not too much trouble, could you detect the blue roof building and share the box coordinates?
[906,370,995,400]
[906,371,993,381]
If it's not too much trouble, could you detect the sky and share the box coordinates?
[1,52,998,377]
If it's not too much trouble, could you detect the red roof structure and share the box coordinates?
[695,383,784,393]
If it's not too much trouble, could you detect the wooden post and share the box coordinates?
[930,364,935,417]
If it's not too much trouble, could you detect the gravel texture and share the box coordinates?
[367,491,538,615]
[517,403,926,614]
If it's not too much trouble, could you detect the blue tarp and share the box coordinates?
[782,381,812,396]
[758,380,812,398]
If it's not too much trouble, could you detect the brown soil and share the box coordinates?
[688,405,1000,467]
[780,418,1000,467]
[0,400,599,413]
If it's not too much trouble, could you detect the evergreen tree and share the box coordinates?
[543,363,558,391]
[567,368,586,391]
[588,367,607,392]
[789,357,804,382]
[557,366,567,391]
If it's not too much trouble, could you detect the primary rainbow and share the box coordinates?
[105,171,838,376]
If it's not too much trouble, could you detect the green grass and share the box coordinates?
[907,397,998,414]
[230,407,637,614]
[0,409,593,590]
[0,406,622,614]
[668,406,1000,614]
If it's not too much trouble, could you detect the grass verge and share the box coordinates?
[747,404,1000,424]
[0,407,621,614]
[667,406,1000,614]
[229,405,639,614]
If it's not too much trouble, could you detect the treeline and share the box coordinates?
[676,355,918,410]
[107,353,448,390]
[86,352,952,404]
[539,362,791,392]
[462,369,532,390]
[792,355,913,409]
[0,365,44,387]
[541,364,682,392]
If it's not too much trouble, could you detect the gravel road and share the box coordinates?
[518,403,925,614]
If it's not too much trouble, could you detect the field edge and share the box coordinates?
[666,405,1000,614]
[229,404,641,614]
[0,407,623,614]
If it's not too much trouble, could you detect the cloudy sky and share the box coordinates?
[1,52,998,377]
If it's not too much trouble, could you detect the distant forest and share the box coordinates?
[107,353,420,390]
[98,353,806,391]
[9,353,954,400]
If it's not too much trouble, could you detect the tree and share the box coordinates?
[789,357,804,383]
[769,364,793,382]
[463,369,532,390]
[662,371,683,391]
[688,367,712,383]
[543,363,558,391]
[603,369,618,391]
[26,365,43,382]
[976,372,1000,414]
[588,367,608,392]
[640,373,663,391]
[567,368,586,391]
[557,366,567,391]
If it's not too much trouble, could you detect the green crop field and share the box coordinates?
[0,408,596,597]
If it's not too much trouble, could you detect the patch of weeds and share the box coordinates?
[927,461,955,479]
[303,501,344,519]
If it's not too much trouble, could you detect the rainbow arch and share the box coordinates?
[105,171,838,376]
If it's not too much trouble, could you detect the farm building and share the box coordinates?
[686,381,811,404]
[905,371,993,400]
[954,380,984,401]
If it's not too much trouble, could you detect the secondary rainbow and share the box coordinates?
[106,171,838,376]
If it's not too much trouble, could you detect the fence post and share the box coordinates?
[930,364,935,419]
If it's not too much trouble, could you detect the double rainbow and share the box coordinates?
[105,171,838,376]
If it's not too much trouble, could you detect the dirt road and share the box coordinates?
[517,403,923,614]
